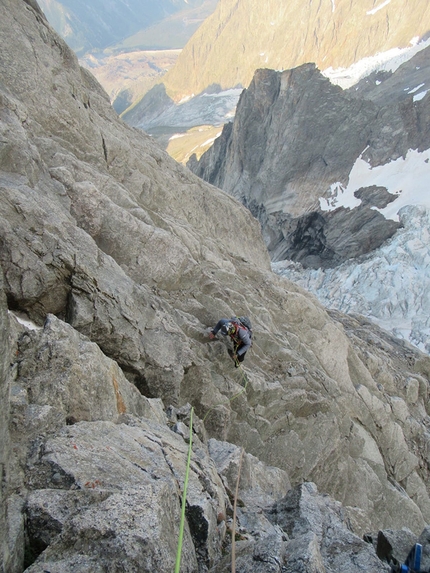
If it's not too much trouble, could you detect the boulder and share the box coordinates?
[266,483,391,573]
[212,482,392,573]
[207,438,291,509]
[23,416,227,573]
[10,312,165,427]
[375,528,418,568]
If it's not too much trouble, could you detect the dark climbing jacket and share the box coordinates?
[230,319,252,355]
[211,317,252,356]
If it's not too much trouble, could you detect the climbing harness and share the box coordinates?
[228,318,252,369]
[230,319,252,348]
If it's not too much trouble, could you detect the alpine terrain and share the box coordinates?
[124,0,430,142]
[187,39,430,352]
[37,0,219,114]
[2,1,430,573]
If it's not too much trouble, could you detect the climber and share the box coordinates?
[209,317,252,367]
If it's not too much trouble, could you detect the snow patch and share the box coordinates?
[414,91,428,102]
[169,133,187,140]
[200,135,221,146]
[319,181,361,211]
[319,148,430,221]
[178,94,195,104]
[323,38,430,89]
[408,83,425,94]
[366,0,391,15]
[9,311,41,331]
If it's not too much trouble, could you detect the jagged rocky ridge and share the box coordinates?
[187,47,430,269]
[2,1,430,572]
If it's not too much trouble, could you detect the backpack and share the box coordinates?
[232,316,253,338]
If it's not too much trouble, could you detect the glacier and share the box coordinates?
[273,204,430,352]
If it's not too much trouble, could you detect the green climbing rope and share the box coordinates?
[175,407,194,573]
[231,447,244,573]
[174,356,248,570]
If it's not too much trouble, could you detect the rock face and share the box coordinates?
[188,52,430,268]
[2,1,430,572]
[0,269,12,571]
[264,483,391,573]
[23,415,226,573]
[126,0,430,131]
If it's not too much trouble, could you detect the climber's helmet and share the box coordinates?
[221,322,235,336]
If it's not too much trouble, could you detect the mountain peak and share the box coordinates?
[161,0,430,99]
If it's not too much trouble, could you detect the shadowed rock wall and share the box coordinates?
[188,56,430,268]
